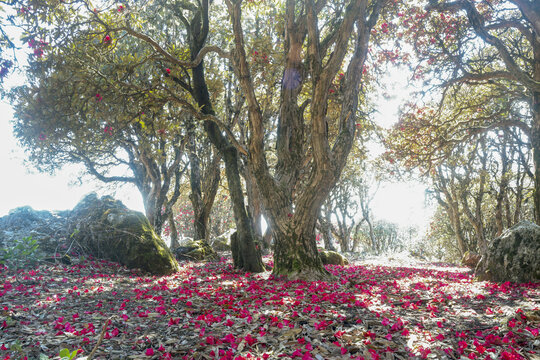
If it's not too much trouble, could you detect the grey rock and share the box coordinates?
[0,206,69,253]
[476,221,540,283]
[174,240,218,261]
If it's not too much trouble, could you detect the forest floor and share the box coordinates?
[0,254,538,360]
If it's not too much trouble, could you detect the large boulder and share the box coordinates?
[0,206,69,254]
[69,193,179,275]
[174,240,218,261]
[318,249,349,266]
[476,221,540,283]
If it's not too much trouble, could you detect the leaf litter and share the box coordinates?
[0,255,538,360]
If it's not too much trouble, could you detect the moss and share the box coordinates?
[212,238,231,251]
[176,240,218,261]
[318,249,349,265]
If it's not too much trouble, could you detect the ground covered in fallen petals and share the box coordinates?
[0,256,539,360]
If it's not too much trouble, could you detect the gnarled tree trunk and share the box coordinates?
[226,0,386,279]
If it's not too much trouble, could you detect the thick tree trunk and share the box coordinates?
[448,202,466,256]
[141,191,163,235]
[270,214,329,281]
[225,0,384,279]
[244,166,268,249]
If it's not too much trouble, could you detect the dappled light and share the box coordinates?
[1,258,538,359]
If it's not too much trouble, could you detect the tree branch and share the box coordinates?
[426,0,540,92]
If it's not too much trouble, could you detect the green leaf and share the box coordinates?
[59,349,70,358]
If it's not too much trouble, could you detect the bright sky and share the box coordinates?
[368,73,435,230]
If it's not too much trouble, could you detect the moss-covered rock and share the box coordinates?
[69,193,179,275]
[212,238,231,252]
[475,221,540,283]
[318,249,349,266]
[174,240,218,261]
[211,230,234,252]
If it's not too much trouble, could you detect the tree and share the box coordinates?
[400,0,540,222]
[11,45,189,236]
[226,0,388,279]
[186,128,221,243]
[318,155,374,253]
[423,129,534,256]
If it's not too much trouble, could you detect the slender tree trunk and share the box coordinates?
[168,211,180,249]
[514,167,525,224]
[532,39,540,224]
[187,134,207,241]
[185,4,263,272]
[221,144,264,271]
[317,213,336,251]
[351,222,362,252]
[191,60,264,273]
[495,137,509,236]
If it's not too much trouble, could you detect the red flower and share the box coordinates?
[166,68,171,74]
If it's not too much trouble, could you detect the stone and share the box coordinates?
[0,206,70,255]
[68,193,179,275]
[174,240,218,261]
[318,249,349,266]
[210,229,235,252]
[461,251,481,268]
[212,237,231,252]
[475,221,540,283]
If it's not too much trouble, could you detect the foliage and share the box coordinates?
[0,236,41,268]
[58,348,79,360]
[416,206,463,262]
[10,26,190,234]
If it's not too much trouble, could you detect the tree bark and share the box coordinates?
[532,38,540,224]
[244,165,269,249]
[187,133,221,242]
[317,213,336,251]
[168,211,180,249]
[495,134,509,236]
